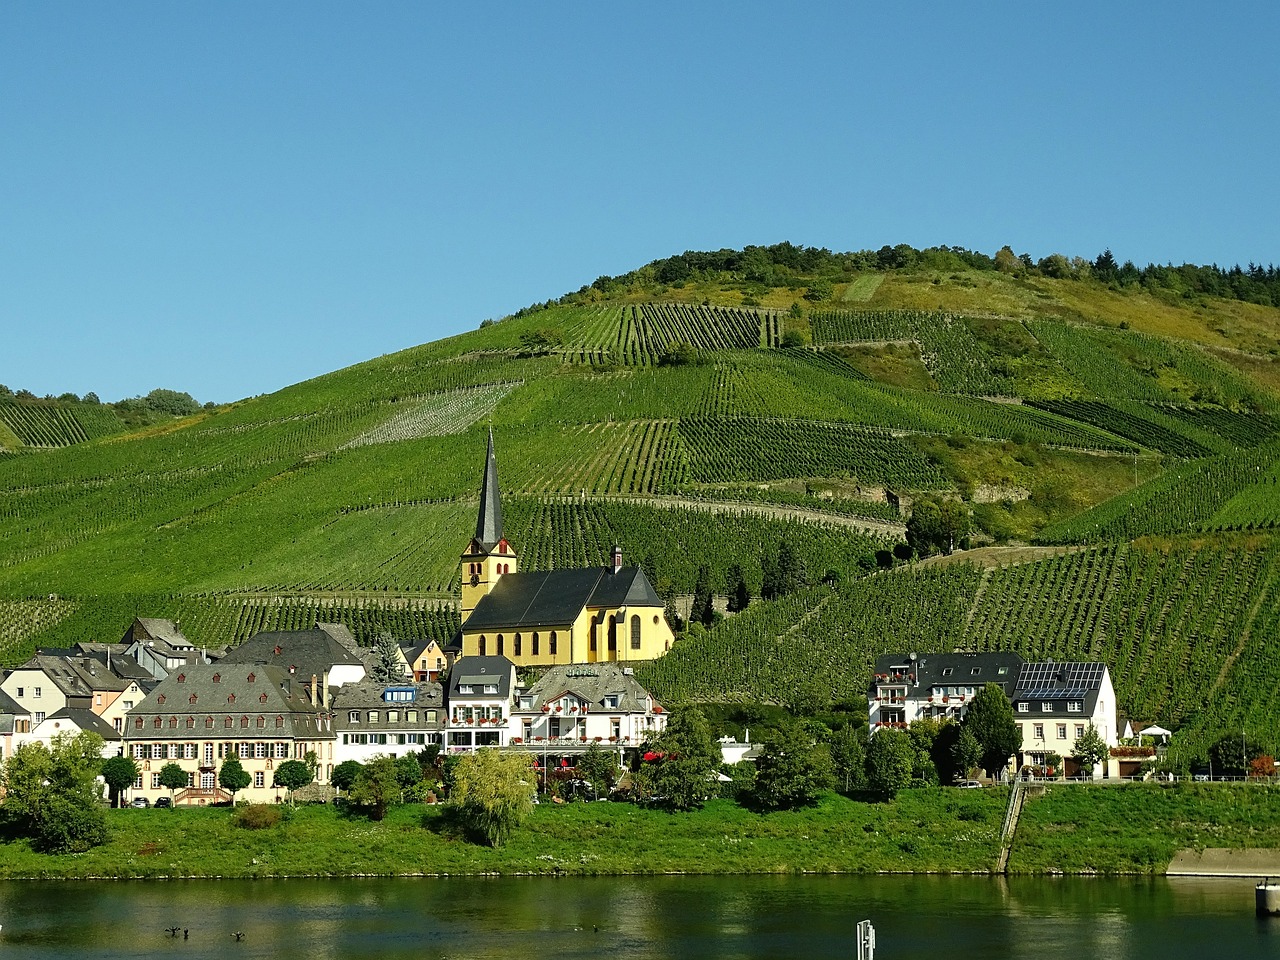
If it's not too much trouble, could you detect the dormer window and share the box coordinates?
[1041,702,1053,712]
[247,673,256,683]
[1068,701,1082,713]
[1017,702,1029,713]
[274,646,283,656]
[259,693,269,703]
[228,693,236,703]
[941,668,953,677]
[189,693,198,705]
[212,673,221,683]
[157,694,166,705]
[970,667,981,676]
[177,673,186,683]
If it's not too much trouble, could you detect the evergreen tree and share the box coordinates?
[725,563,750,613]
[865,728,913,799]
[370,632,404,683]
[689,565,714,627]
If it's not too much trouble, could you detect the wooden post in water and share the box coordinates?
[856,919,876,960]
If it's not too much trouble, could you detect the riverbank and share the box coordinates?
[1,783,1278,880]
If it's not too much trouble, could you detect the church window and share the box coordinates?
[478,636,486,656]
[514,634,521,656]
[550,632,558,656]
[631,615,642,650]
[497,634,504,656]
[533,633,539,656]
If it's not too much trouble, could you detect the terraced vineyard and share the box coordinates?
[5,252,1280,766]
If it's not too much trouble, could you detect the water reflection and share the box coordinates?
[0,875,1276,959]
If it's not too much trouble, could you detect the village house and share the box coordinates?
[869,652,1119,778]
[407,638,447,682]
[331,679,445,764]
[445,656,516,752]
[507,662,667,770]
[122,617,215,680]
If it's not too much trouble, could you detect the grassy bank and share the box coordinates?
[0,791,1003,880]
[5,784,1280,880]
[1008,782,1280,874]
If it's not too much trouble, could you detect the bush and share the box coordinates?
[234,804,283,830]
[35,793,108,853]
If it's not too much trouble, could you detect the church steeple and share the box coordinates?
[460,428,516,623]
[475,427,504,550]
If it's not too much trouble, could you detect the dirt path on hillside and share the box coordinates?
[914,543,1087,569]
[565,494,907,537]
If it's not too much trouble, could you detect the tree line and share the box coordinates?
[501,241,1280,320]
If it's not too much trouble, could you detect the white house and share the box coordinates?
[332,680,445,764]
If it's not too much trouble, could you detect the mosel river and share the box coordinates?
[0,874,1275,959]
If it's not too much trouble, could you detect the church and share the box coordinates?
[454,431,675,667]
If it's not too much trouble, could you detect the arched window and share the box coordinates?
[550,631,558,656]
[631,615,642,650]
[478,635,486,656]
[497,634,504,656]
[514,633,522,656]
[533,632,540,656]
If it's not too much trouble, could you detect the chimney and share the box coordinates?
[311,673,318,706]
[322,670,330,709]
[612,545,622,575]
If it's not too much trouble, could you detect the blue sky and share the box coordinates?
[3,3,1277,403]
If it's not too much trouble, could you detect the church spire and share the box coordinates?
[475,427,503,549]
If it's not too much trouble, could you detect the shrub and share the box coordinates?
[234,803,283,830]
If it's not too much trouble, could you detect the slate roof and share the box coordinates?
[513,663,659,714]
[131,617,193,648]
[448,656,516,700]
[872,651,1026,696]
[125,663,330,741]
[42,707,121,741]
[317,622,360,656]
[221,628,364,680]
[463,566,663,631]
[331,681,445,733]
[0,688,27,716]
[1012,660,1109,718]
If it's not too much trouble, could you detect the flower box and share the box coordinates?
[512,737,523,744]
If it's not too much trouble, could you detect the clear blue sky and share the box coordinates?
[3,3,1277,404]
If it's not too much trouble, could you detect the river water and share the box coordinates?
[0,874,1275,959]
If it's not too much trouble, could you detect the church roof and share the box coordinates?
[463,566,663,631]
[473,428,504,552]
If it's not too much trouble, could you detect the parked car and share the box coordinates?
[154,796,173,809]
[130,796,150,808]
[958,780,984,789]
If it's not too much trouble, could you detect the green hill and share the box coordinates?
[4,244,1280,761]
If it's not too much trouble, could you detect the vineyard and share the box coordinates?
[0,401,124,448]
[809,310,1014,396]
[3,262,1280,765]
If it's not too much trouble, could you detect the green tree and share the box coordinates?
[994,245,1023,274]
[219,753,251,801]
[1208,734,1264,778]
[575,742,619,798]
[331,759,363,794]
[865,729,913,799]
[450,749,535,847]
[0,732,107,853]
[369,631,404,683]
[157,762,188,804]
[272,759,314,803]
[101,755,140,809]
[637,707,721,810]
[348,755,401,821]
[752,726,834,810]
[1071,723,1110,775]
[658,341,698,367]
[962,684,1021,780]
[395,753,423,800]
[829,724,867,793]
[725,563,750,613]
[689,565,714,627]
[950,726,983,782]
[143,388,200,416]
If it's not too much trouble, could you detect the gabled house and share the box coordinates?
[509,663,666,755]
[123,617,212,680]
[332,680,445,764]
[868,651,1024,730]
[30,708,122,757]
[445,656,517,752]
[1,653,97,728]
[406,639,447,682]
[1011,660,1118,777]
[124,663,334,805]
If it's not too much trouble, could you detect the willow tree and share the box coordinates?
[450,749,535,847]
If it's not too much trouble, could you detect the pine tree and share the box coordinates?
[370,632,403,683]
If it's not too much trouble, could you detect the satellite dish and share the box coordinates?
[908,652,918,661]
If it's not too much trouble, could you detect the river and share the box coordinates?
[0,874,1275,959]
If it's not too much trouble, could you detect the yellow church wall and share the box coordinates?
[459,602,673,667]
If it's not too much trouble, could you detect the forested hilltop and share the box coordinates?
[3,242,1280,765]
